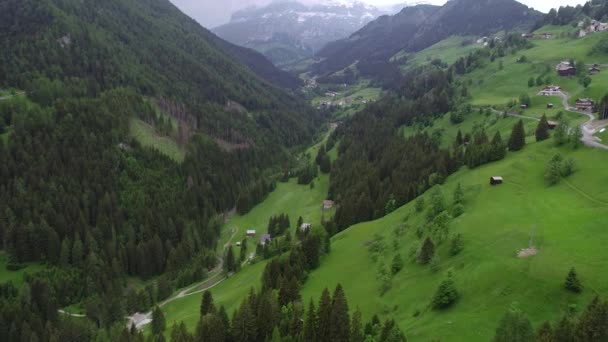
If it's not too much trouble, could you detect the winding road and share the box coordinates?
[124,227,240,329]
[546,90,608,150]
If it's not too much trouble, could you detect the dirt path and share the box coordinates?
[548,90,608,150]
[488,108,540,122]
[123,227,240,329]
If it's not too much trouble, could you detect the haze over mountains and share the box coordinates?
[313,0,541,77]
[213,0,398,67]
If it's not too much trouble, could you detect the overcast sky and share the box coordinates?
[170,0,587,29]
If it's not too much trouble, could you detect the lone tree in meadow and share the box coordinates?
[536,114,550,142]
[564,267,582,293]
[418,237,435,265]
[431,273,459,309]
[508,120,526,151]
[200,291,215,316]
[224,246,236,273]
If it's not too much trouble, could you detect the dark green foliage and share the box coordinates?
[224,246,236,274]
[536,114,550,142]
[519,94,531,107]
[391,253,404,275]
[297,163,318,185]
[599,94,608,120]
[564,267,582,293]
[418,237,435,265]
[536,321,554,342]
[449,234,464,256]
[330,284,351,342]
[493,309,534,342]
[545,153,576,185]
[304,300,318,342]
[317,288,333,342]
[151,307,166,335]
[528,77,535,87]
[508,120,526,151]
[316,145,332,174]
[431,274,459,309]
[267,214,291,236]
[200,291,215,317]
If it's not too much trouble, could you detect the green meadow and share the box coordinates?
[395,35,482,70]
[130,118,185,162]
[301,141,608,341]
[0,253,44,287]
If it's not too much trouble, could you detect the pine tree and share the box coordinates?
[449,234,464,256]
[574,296,608,341]
[418,237,435,265]
[536,321,554,342]
[453,182,464,205]
[391,253,404,275]
[508,120,526,151]
[564,267,582,293]
[490,131,506,161]
[200,291,215,316]
[239,238,247,262]
[330,284,351,342]
[304,300,317,342]
[431,274,459,309]
[351,308,364,342]
[493,309,534,342]
[536,114,550,142]
[554,316,575,342]
[151,306,166,335]
[195,313,225,342]
[317,288,332,342]
[224,246,236,274]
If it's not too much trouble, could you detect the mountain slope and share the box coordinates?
[213,1,385,67]
[314,0,540,77]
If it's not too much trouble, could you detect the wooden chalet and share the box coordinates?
[322,200,334,210]
[589,66,601,75]
[260,234,272,246]
[246,229,256,237]
[556,61,576,77]
[547,121,559,129]
[576,98,594,111]
[547,103,554,109]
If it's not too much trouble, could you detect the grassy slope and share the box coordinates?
[394,36,481,70]
[130,118,185,162]
[301,141,608,341]
[0,253,44,287]
[159,133,336,333]
[467,27,608,108]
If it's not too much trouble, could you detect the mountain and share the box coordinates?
[213,0,386,67]
[0,0,321,331]
[313,0,541,77]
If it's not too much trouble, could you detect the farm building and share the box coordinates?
[236,242,241,247]
[547,103,554,109]
[556,61,576,77]
[246,229,256,237]
[322,200,334,210]
[589,66,601,75]
[300,223,312,232]
[490,176,503,185]
[260,234,272,246]
[520,104,528,109]
[522,33,535,39]
[576,98,594,111]
[541,85,561,95]
[547,121,559,129]
[541,33,553,39]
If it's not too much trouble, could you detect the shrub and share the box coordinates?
[564,267,582,293]
[431,274,459,309]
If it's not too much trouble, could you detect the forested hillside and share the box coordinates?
[0,0,321,340]
[313,0,540,79]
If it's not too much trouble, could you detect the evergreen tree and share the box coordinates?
[449,234,464,256]
[304,300,317,342]
[351,308,364,342]
[151,306,166,335]
[391,254,404,275]
[493,309,534,342]
[195,313,225,342]
[536,321,554,342]
[490,131,506,161]
[554,316,575,342]
[564,267,582,293]
[317,288,332,342]
[508,120,526,151]
[224,246,236,274]
[239,239,248,262]
[418,237,435,265]
[456,129,464,146]
[575,297,608,341]
[453,183,464,205]
[536,114,550,142]
[330,284,351,342]
[431,274,459,309]
[200,291,215,316]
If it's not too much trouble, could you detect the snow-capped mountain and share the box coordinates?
[213,0,392,68]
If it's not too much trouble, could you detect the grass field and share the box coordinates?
[301,141,608,341]
[466,28,608,107]
[394,36,481,70]
[130,118,185,162]
[0,252,44,287]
